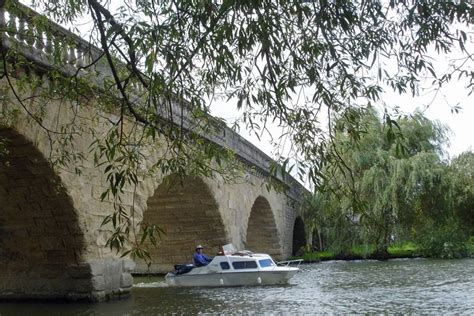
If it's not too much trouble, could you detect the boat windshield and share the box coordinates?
[258,259,275,268]
[222,244,237,255]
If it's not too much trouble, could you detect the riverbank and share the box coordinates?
[293,239,474,263]
[291,244,420,263]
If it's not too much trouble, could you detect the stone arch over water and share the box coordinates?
[292,216,306,255]
[135,174,228,273]
[245,196,280,256]
[0,128,89,300]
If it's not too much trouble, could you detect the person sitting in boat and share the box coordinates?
[193,245,213,267]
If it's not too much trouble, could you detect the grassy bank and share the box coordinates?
[291,238,474,262]
[291,243,419,262]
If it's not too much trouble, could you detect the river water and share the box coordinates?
[0,258,473,315]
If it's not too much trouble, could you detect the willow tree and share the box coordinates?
[310,108,451,256]
[448,151,474,236]
[0,0,472,256]
[412,151,473,258]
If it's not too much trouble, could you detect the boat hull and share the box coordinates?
[166,269,298,287]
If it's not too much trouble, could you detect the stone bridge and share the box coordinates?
[0,1,309,301]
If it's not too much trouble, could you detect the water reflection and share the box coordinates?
[0,258,473,314]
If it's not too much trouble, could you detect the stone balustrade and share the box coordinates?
[1,1,101,76]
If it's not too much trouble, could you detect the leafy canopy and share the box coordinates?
[27,0,473,181]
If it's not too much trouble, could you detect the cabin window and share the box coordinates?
[220,262,230,270]
[232,261,258,269]
[258,259,274,268]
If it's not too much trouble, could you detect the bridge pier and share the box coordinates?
[85,258,135,301]
[0,259,134,302]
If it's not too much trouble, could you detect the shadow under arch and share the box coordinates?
[135,174,228,273]
[245,196,281,257]
[0,128,88,300]
[292,216,307,256]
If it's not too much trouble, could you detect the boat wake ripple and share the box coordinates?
[133,281,169,288]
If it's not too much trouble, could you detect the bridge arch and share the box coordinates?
[244,196,280,256]
[135,174,228,273]
[0,128,89,300]
[292,216,307,255]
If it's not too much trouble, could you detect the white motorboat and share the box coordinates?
[165,244,302,287]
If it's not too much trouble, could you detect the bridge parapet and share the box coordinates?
[0,0,308,201]
[0,1,103,76]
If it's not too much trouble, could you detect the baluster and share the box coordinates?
[68,45,76,65]
[0,8,5,45]
[61,42,69,64]
[53,35,64,63]
[85,49,93,67]
[7,14,17,40]
[54,35,69,64]
[35,28,45,51]
[0,7,5,29]
[76,46,84,68]
[44,32,53,54]
[26,21,36,47]
[81,48,90,67]
[18,16,25,42]
[26,20,35,46]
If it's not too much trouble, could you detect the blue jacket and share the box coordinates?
[193,252,212,267]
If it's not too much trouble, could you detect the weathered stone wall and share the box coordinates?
[0,75,137,300]
[1,0,308,288]
[133,174,229,273]
[0,128,89,300]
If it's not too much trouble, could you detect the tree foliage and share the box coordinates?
[23,0,473,177]
[306,108,473,257]
[447,151,474,235]
[0,0,472,257]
